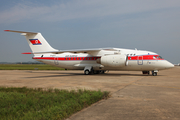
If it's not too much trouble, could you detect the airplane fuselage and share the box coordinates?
[33,48,173,72]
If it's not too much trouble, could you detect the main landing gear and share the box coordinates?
[84,70,106,75]
[142,71,150,75]
[84,69,90,75]
[142,70,158,76]
[84,66,105,75]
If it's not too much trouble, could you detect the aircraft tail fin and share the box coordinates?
[4,30,58,53]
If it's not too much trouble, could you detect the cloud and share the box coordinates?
[0,0,180,24]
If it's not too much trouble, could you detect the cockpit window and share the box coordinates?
[159,56,163,59]
[153,55,163,59]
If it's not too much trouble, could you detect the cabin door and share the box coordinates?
[138,56,143,65]
[54,57,59,65]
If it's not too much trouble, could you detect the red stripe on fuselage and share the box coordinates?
[33,55,164,61]
[33,57,101,61]
[128,55,164,60]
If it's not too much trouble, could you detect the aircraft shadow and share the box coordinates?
[25,71,160,78]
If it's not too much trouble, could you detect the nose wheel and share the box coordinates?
[152,70,158,76]
[142,70,158,76]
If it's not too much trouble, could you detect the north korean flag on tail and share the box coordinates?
[29,39,42,45]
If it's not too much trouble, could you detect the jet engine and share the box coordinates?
[96,54,128,67]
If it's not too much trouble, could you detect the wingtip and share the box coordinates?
[21,52,32,54]
[4,30,10,32]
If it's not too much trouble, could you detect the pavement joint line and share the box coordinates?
[112,76,146,95]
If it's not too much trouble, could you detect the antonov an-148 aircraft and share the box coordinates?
[5,30,174,76]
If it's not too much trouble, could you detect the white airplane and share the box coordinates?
[5,30,174,76]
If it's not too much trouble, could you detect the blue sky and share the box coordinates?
[0,0,180,63]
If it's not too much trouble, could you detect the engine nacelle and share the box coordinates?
[97,54,128,67]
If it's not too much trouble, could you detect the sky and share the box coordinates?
[0,0,180,64]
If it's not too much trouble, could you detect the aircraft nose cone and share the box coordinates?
[165,61,174,69]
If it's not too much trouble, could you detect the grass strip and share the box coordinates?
[0,87,109,120]
[0,64,64,70]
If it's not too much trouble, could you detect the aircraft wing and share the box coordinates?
[23,48,118,55]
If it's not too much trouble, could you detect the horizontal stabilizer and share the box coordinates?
[4,30,37,34]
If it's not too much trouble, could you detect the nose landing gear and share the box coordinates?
[142,70,158,76]
[152,70,158,76]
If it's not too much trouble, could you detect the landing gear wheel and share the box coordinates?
[142,71,150,75]
[93,70,99,74]
[152,71,157,76]
[100,70,105,74]
[84,69,90,75]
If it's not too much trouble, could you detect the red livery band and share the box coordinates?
[33,55,164,61]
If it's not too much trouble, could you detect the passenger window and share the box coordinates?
[153,56,156,59]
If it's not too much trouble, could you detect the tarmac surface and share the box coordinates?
[0,67,180,120]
